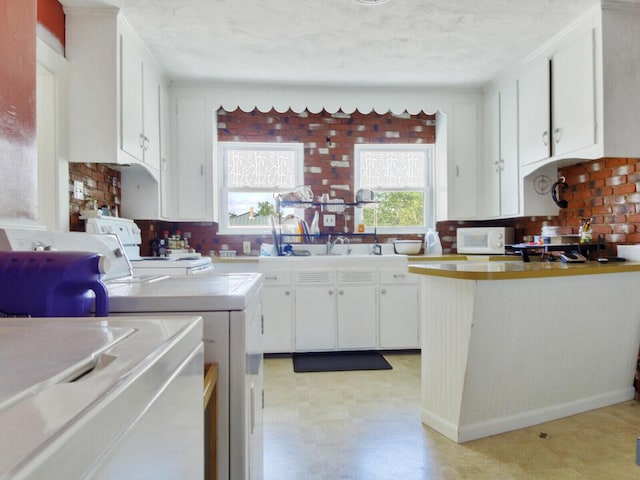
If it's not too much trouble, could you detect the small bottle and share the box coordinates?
[425,228,443,256]
[357,209,365,233]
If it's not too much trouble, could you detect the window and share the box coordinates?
[218,142,304,234]
[354,144,434,234]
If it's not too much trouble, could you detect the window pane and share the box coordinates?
[226,149,297,188]
[362,192,425,227]
[359,151,425,189]
[227,192,294,228]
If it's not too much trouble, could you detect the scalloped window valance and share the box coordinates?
[171,81,482,116]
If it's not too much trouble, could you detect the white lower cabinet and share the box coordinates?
[260,259,418,353]
[261,271,294,354]
[379,268,420,349]
[336,270,377,349]
[294,270,336,351]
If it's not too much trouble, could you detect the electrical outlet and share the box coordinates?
[323,214,336,227]
[243,241,251,255]
[73,181,84,200]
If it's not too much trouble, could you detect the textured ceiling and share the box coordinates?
[61,0,607,88]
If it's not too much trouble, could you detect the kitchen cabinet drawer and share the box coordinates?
[296,270,334,286]
[262,271,292,286]
[337,269,375,285]
[379,269,418,285]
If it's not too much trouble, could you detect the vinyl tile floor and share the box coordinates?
[263,352,640,480]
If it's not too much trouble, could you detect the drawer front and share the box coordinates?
[261,270,292,286]
[296,270,335,285]
[379,269,417,285]
[337,269,376,285]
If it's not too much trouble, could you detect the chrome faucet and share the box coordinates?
[326,235,351,255]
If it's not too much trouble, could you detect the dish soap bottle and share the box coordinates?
[310,211,320,238]
[424,228,443,256]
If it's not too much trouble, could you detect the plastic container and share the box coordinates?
[424,228,443,256]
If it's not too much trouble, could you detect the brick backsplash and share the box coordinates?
[138,108,437,255]
[68,163,121,232]
[69,110,640,257]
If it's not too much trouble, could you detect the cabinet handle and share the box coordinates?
[338,290,344,295]
[200,164,204,176]
[264,275,278,281]
[139,134,149,151]
[542,130,549,146]
[499,159,505,171]
[494,160,500,173]
[393,274,405,279]
[381,288,387,294]
[553,128,561,144]
[285,290,290,296]
[456,165,460,177]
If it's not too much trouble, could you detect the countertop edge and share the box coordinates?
[408,262,640,280]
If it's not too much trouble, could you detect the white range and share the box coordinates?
[83,214,214,275]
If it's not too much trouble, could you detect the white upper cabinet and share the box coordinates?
[438,103,479,221]
[65,7,169,219]
[518,59,551,167]
[551,28,596,158]
[482,82,519,219]
[499,81,519,217]
[65,7,163,180]
[174,97,210,220]
[516,2,640,175]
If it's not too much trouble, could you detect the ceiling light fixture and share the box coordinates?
[353,0,391,5]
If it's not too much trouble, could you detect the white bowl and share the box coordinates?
[394,240,422,255]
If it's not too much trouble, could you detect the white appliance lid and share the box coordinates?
[107,273,262,312]
[0,325,134,410]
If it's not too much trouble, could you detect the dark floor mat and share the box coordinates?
[292,351,392,373]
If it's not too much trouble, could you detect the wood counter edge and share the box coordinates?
[408,262,640,280]
[203,363,218,409]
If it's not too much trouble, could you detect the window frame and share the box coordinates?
[354,143,435,234]
[217,141,304,235]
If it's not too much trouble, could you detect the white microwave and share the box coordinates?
[456,227,514,254]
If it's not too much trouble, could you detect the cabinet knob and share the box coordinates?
[285,290,290,296]
[381,288,387,294]
[338,290,344,295]
[328,289,334,295]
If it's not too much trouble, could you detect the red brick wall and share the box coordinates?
[557,158,640,250]
[141,108,437,255]
[68,163,121,231]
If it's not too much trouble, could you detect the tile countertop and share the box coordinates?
[408,260,640,280]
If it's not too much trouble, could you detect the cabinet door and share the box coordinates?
[176,97,208,220]
[337,285,377,349]
[294,270,336,351]
[142,61,161,172]
[499,81,519,217]
[120,26,144,163]
[519,59,551,166]
[379,269,419,349]
[483,92,501,217]
[552,29,596,157]
[262,271,294,353]
[294,287,335,351]
[159,83,171,219]
[448,103,478,219]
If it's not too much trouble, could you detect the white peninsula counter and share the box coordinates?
[408,260,640,443]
